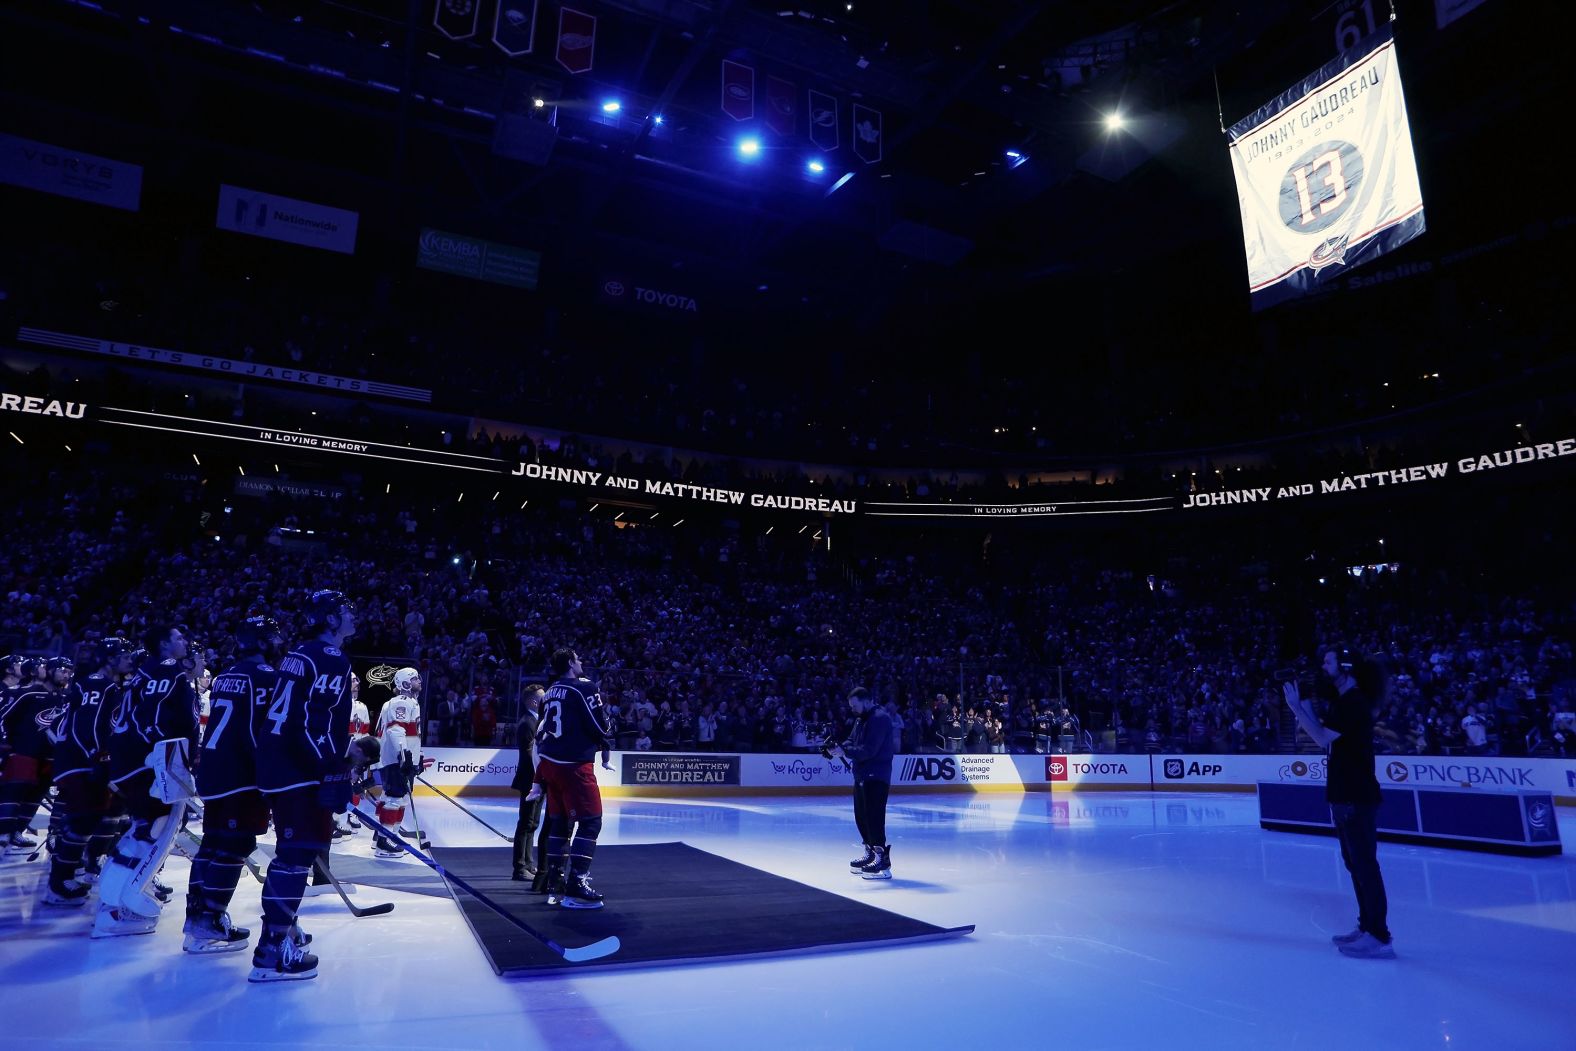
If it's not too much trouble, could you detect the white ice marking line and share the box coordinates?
[991,931,1168,964]
[1156,995,1262,1025]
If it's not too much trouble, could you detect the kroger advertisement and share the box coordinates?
[421,748,1576,801]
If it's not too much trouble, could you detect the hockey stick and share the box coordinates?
[348,805,619,964]
[405,791,433,851]
[22,796,57,863]
[312,854,394,918]
[416,775,513,842]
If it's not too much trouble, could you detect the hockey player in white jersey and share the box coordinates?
[372,668,427,857]
[333,674,370,840]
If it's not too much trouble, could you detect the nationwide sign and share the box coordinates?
[16,327,432,403]
[416,227,541,290]
[0,132,143,211]
[215,183,360,255]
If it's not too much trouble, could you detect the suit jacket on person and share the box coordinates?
[510,708,539,791]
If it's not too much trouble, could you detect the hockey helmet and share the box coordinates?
[393,667,422,695]
[234,615,285,656]
[303,589,357,631]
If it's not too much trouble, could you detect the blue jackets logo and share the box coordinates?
[899,757,955,782]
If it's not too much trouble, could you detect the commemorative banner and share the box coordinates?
[621,754,741,786]
[1228,25,1424,309]
[215,183,360,255]
[0,132,143,212]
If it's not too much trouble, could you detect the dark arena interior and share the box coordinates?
[1,1,1572,1049]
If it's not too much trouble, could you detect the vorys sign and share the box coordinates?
[0,132,143,211]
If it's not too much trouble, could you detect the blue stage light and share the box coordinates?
[738,137,761,157]
[601,99,621,113]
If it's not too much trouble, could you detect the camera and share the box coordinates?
[818,723,839,761]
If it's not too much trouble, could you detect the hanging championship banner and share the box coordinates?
[721,60,754,122]
[808,89,839,151]
[492,0,539,56]
[433,0,479,41]
[556,8,597,74]
[765,76,796,135]
[1228,26,1425,310]
[852,103,882,163]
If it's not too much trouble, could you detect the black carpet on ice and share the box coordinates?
[428,842,974,976]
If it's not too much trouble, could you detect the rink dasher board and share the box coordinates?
[419,748,1576,804]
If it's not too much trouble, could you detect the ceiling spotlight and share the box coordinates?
[737,136,761,157]
[806,158,825,173]
[1104,110,1125,131]
[601,99,621,113]
[532,97,545,108]
[652,114,664,125]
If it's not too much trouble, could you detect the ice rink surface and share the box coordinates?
[3,790,1573,1051]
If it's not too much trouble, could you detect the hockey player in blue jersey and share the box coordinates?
[183,615,289,955]
[43,639,135,906]
[0,657,71,859]
[530,648,614,909]
[252,590,358,982]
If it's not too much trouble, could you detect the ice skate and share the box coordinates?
[248,928,318,982]
[183,910,251,954]
[560,873,604,910]
[90,904,159,938]
[859,845,892,880]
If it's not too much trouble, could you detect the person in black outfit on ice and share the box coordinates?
[830,687,895,879]
[1283,647,1395,960]
[511,683,544,880]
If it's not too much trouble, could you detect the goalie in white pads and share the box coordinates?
[372,667,428,857]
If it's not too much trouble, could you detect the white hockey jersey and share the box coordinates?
[376,695,422,768]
